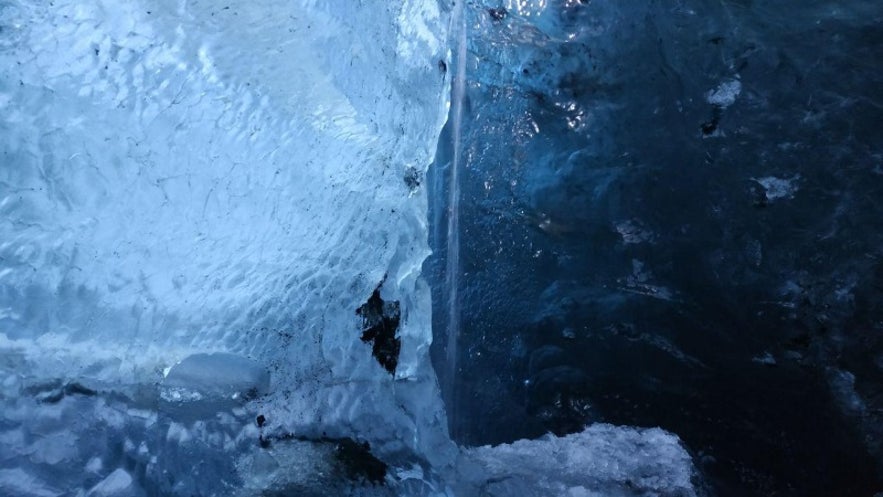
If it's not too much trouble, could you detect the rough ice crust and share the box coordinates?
[0,0,703,495]
[0,0,452,491]
[460,425,697,497]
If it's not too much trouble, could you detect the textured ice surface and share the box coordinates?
[162,352,270,401]
[462,425,697,497]
[0,0,449,398]
[704,80,742,108]
[0,0,702,495]
[0,0,453,493]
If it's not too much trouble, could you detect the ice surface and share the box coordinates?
[751,176,800,202]
[86,469,139,497]
[0,0,703,494]
[0,0,449,401]
[162,352,270,401]
[426,0,883,495]
[459,425,697,497]
[705,80,742,108]
[0,0,454,492]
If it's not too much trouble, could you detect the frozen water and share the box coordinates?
[0,0,449,408]
[705,80,742,108]
[426,0,883,496]
[161,353,270,402]
[0,0,454,492]
[457,425,697,497]
[0,0,703,495]
[0,468,61,497]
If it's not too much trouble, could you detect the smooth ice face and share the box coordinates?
[0,0,453,493]
[428,0,883,495]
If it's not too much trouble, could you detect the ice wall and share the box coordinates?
[0,0,704,495]
[1,0,454,493]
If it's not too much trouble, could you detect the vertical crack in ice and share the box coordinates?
[444,0,468,440]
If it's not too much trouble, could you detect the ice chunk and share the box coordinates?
[0,468,60,497]
[614,220,655,245]
[705,79,742,108]
[159,353,271,421]
[86,469,140,497]
[86,457,103,474]
[0,0,453,474]
[458,424,697,497]
[753,175,800,202]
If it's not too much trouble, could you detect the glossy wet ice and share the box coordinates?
[1,0,701,495]
[428,1,883,496]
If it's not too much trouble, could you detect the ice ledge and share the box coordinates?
[452,424,699,497]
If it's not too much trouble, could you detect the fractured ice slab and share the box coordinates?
[456,424,697,497]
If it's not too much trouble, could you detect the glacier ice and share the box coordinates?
[0,0,702,495]
[1,0,452,439]
[458,425,696,497]
[161,352,270,402]
[426,0,883,496]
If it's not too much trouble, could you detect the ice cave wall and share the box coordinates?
[0,1,707,495]
[0,0,452,472]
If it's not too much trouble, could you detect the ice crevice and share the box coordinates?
[0,0,699,495]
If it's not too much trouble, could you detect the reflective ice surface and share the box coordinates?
[428,1,883,496]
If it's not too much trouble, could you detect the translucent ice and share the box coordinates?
[752,175,800,202]
[162,353,270,401]
[705,79,742,108]
[1,0,454,492]
[0,0,702,495]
